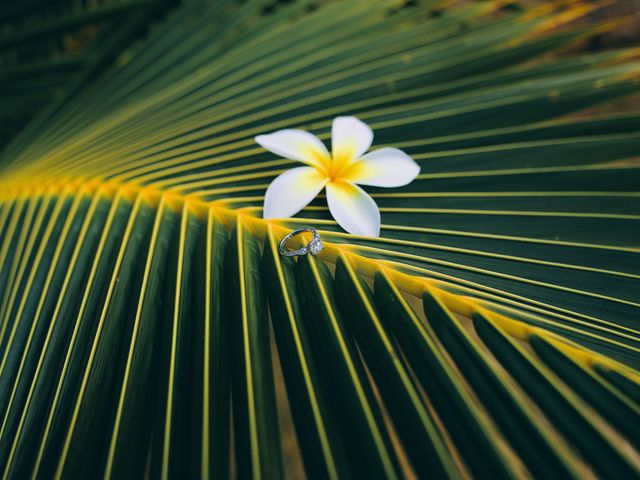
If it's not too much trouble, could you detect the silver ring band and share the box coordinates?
[279,227,323,257]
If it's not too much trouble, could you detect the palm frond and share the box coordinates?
[0,0,638,478]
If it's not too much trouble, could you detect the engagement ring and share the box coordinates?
[279,227,323,257]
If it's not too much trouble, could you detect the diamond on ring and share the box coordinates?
[308,236,323,255]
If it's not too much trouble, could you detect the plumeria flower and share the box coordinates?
[256,116,420,237]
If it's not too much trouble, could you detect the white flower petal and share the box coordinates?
[263,167,328,219]
[348,147,420,187]
[331,116,373,163]
[255,129,330,169]
[326,180,380,237]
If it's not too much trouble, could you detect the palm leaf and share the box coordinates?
[0,0,638,478]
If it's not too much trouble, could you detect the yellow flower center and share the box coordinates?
[309,145,367,183]
[319,148,363,183]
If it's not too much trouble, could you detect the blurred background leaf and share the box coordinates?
[0,0,176,150]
